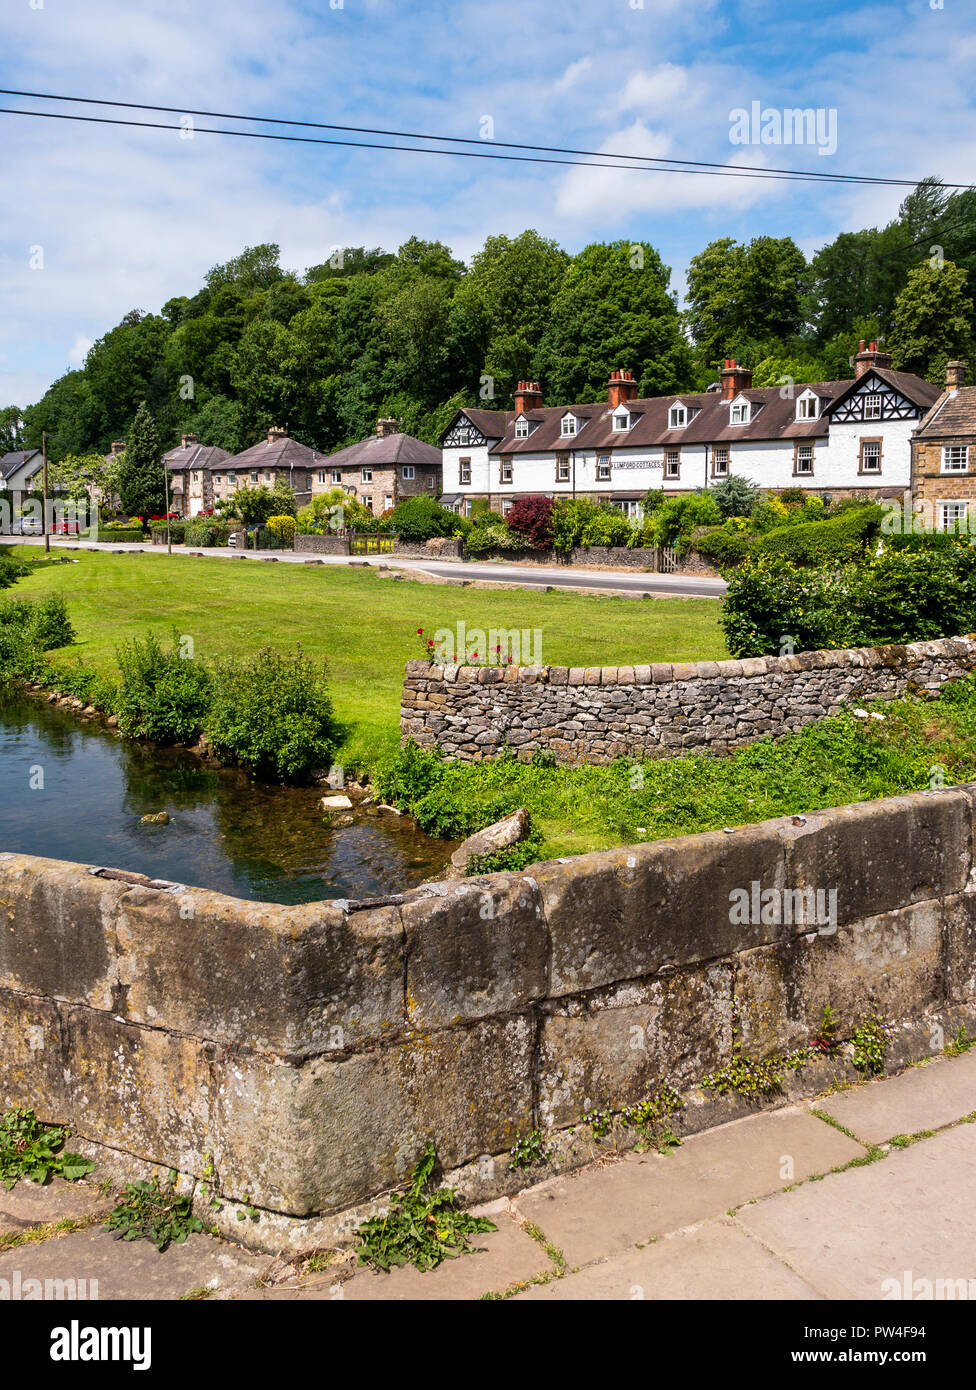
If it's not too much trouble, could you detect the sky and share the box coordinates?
[1,0,975,409]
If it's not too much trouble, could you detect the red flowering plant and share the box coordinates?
[416,627,436,661]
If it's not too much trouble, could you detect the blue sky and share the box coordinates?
[2,0,974,408]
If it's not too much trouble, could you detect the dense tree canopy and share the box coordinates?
[13,181,976,466]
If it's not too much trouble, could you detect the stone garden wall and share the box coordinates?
[400,635,976,764]
[2,783,976,1248]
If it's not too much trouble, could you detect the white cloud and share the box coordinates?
[618,64,691,113]
[554,122,779,221]
[555,57,592,92]
[67,334,94,367]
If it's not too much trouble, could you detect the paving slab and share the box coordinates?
[738,1121,976,1299]
[513,1217,822,1300]
[0,1228,268,1300]
[512,1108,864,1267]
[814,1051,976,1145]
[0,1179,109,1237]
[236,1212,552,1301]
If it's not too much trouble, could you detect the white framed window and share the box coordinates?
[502,499,514,516]
[384,494,393,510]
[264,472,272,482]
[331,469,342,484]
[942,445,970,473]
[464,500,472,518]
[402,465,415,480]
[797,395,819,420]
[361,467,372,482]
[556,457,570,481]
[668,404,686,429]
[730,400,750,425]
[500,459,513,483]
[427,476,436,488]
[317,471,325,484]
[214,475,223,483]
[795,443,814,474]
[515,417,529,439]
[864,393,883,421]
[250,471,259,483]
[664,449,680,478]
[459,458,471,485]
[860,440,882,473]
[939,500,969,532]
[597,455,611,481]
[712,447,729,476]
[560,415,577,437]
[612,411,630,432]
[228,472,237,483]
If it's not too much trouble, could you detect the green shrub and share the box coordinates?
[720,555,853,657]
[652,493,723,552]
[757,504,884,565]
[31,594,75,651]
[389,495,456,542]
[464,517,516,553]
[149,520,187,544]
[694,524,757,568]
[710,475,760,519]
[205,644,339,780]
[579,508,632,548]
[0,594,75,678]
[115,631,212,743]
[99,527,144,544]
[183,519,233,547]
[0,553,27,590]
[266,514,296,547]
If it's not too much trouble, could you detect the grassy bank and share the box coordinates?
[3,547,726,767]
[373,681,976,857]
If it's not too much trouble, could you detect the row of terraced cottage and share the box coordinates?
[100,343,976,533]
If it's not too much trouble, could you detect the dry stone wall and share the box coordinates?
[400,635,976,763]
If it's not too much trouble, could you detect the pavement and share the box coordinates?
[1,534,726,599]
[2,1049,973,1302]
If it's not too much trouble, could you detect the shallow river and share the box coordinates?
[0,690,450,904]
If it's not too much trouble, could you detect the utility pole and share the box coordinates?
[42,430,49,554]
[163,458,172,554]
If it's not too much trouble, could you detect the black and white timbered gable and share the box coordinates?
[442,414,489,449]
[826,372,928,424]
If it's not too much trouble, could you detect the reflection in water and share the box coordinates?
[0,690,451,904]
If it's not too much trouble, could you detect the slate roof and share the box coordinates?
[914,386,976,438]
[161,443,231,471]
[223,435,327,472]
[489,370,938,455]
[0,449,41,482]
[320,432,441,469]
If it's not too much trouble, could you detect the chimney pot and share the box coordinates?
[375,417,398,437]
[267,425,287,444]
[608,368,638,410]
[110,440,125,456]
[513,380,543,415]
[180,432,198,448]
[720,358,753,400]
[853,340,892,378]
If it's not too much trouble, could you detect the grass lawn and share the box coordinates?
[5,547,727,767]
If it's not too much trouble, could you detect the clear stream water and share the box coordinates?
[0,690,451,905]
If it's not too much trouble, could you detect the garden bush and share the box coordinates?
[710,475,760,519]
[114,631,212,743]
[205,644,339,780]
[266,514,297,547]
[504,495,554,550]
[721,541,976,657]
[389,495,456,542]
[99,528,144,544]
[183,519,234,547]
[149,520,187,544]
[757,503,884,566]
[464,516,515,554]
[0,553,27,590]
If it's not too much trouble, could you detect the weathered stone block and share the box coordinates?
[400,876,546,1026]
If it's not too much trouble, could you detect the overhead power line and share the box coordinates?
[1,88,973,192]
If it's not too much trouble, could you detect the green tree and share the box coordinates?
[536,240,693,401]
[888,260,975,382]
[0,406,23,453]
[47,452,110,502]
[685,236,807,368]
[117,402,165,517]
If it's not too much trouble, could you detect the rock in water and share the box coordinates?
[320,794,353,812]
[140,811,170,825]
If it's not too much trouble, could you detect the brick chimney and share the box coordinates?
[608,369,638,410]
[513,380,543,415]
[720,358,753,400]
[946,360,967,391]
[375,417,398,437]
[853,340,893,378]
[109,440,125,456]
[180,432,199,449]
[267,425,288,444]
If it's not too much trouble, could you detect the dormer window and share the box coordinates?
[668,404,687,429]
[797,393,819,421]
[560,414,578,438]
[730,399,750,425]
[612,411,630,432]
[514,417,529,439]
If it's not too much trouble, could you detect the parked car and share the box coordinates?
[10,516,42,535]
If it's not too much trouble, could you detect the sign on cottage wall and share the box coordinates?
[612,458,663,470]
